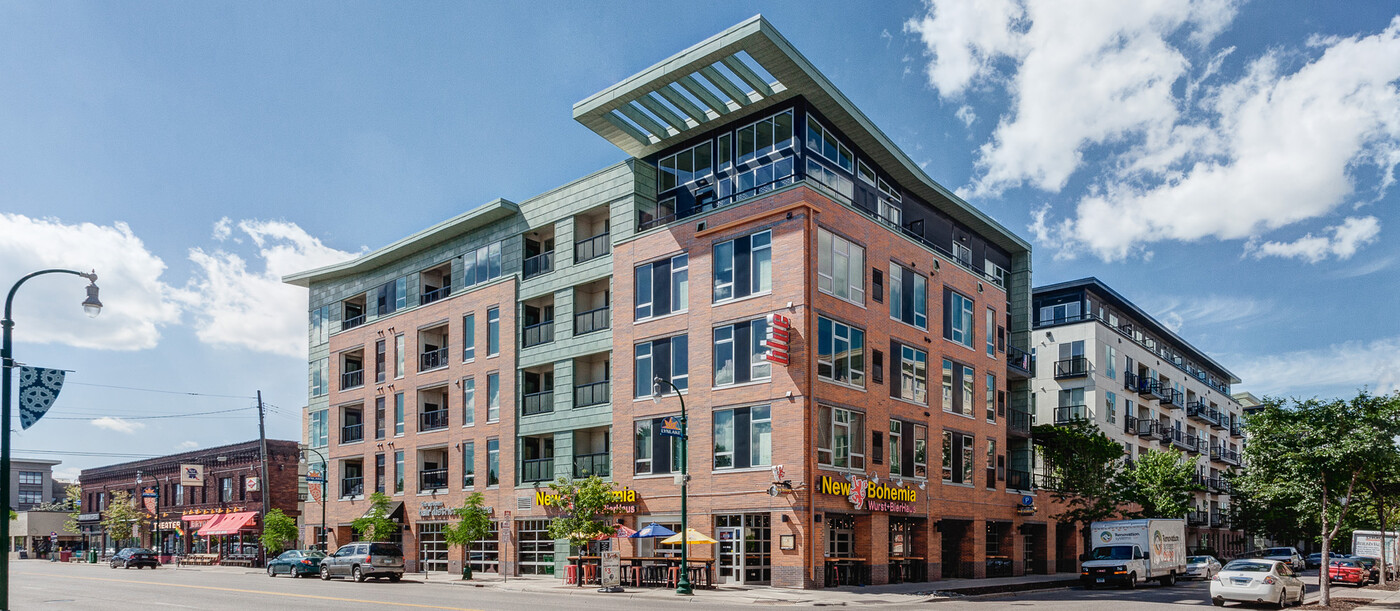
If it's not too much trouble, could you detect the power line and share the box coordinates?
[16,449,160,458]
[65,382,256,399]
[40,407,257,420]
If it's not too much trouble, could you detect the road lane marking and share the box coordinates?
[27,574,487,610]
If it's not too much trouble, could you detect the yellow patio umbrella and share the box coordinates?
[660,528,717,545]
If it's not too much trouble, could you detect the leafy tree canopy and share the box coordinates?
[1033,420,1124,528]
[261,509,299,556]
[352,492,399,542]
[544,476,617,548]
[1118,448,1199,519]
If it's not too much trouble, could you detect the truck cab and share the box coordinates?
[1082,544,1148,588]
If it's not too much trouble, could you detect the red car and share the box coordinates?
[1329,558,1369,586]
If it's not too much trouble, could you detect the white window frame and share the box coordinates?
[713,230,772,303]
[949,291,974,348]
[899,345,928,405]
[635,253,689,320]
[817,405,866,470]
[817,316,865,389]
[817,228,865,305]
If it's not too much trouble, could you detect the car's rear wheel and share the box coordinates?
[1296,587,1306,606]
[320,566,331,580]
[267,565,276,577]
[353,566,365,582]
[1212,597,1225,607]
[389,573,401,583]
[1276,591,1286,609]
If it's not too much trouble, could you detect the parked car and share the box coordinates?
[1211,559,1305,608]
[1260,547,1306,572]
[1353,556,1383,584]
[267,549,327,578]
[1187,555,1223,580]
[109,548,160,569]
[1306,553,1325,569]
[319,542,404,582]
[1330,557,1370,587]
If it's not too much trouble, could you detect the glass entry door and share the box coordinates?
[717,526,743,584]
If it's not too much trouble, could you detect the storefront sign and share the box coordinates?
[819,476,917,513]
[245,477,260,492]
[534,488,639,514]
[77,513,100,522]
[763,313,791,366]
[418,501,451,518]
[1016,494,1036,515]
[157,521,183,530]
[180,464,205,486]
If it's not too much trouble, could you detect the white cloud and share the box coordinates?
[1249,216,1381,263]
[0,214,182,350]
[955,105,977,127]
[53,467,81,482]
[1154,294,1271,332]
[176,219,359,358]
[1235,336,1400,397]
[92,417,144,434]
[176,440,199,450]
[211,217,232,241]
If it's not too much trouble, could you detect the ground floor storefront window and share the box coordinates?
[517,519,555,575]
[468,522,500,573]
[985,521,1012,578]
[716,513,771,584]
[419,522,447,572]
[824,514,867,586]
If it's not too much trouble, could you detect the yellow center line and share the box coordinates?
[28,573,487,610]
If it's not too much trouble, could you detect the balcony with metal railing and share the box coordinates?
[523,251,554,279]
[1007,469,1032,491]
[1125,371,1140,392]
[1207,477,1225,493]
[522,390,554,416]
[1053,357,1089,379]
[1053,405,1090,424]
[1135,418,1156,438]
[340,369,364,391]
[521,458,554,483]
[1222,448,1241,465]
[1135,376,1162,398]
[522,320,554,348]
[1185,434,1202,453]
[340,423,364,444]
[419,409,449,432]
[1188,510,1208,526]
[419,285,451,305]
[1230,422,1243,438]
[1007,346,1034,379]
[1170,428,1191,450]
[341,314,366,331]
[574,381,610,408]
[1124,416,1139,435]
[574,232,611,264]
[1209,512,1224,528]
[1187,402,1212,423]
[1161,387,1183,408]
[418,348,449,372]
[573,453,611,478]
[340,477,364,499]
[419,468,449,492]
[1008,409,1032,436]
[573,306,610,336]
[1208,410,1228,430]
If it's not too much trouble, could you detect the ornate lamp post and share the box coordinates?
[652,377,692,596]
[2,269,100,610]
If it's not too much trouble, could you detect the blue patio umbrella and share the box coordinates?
[631,523,677,539]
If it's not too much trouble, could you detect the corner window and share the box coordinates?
[817,228,865,304]
[713,405,772,470]
[817,316,865,388]
[806,118,853,172]
[889,263,927,329]
[462,242,503,288]
[375,277,407,316]
[310,305,330,345]
[713,319,771,387]
[310,358,329,397]
[309,410,328,447]
[893,344,928,404]
[658,141,712,193]
[635,253,688,320]
[816,405,865,470]
[736,110,794,165]
[944,289,974,348]
[634,418,683,475]
[713,230,772,302]
[634,335,689,397]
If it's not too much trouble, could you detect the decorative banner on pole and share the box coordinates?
[309,483,322,504]
[17,366,65,430]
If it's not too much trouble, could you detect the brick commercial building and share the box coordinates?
[285,16,1065,588]
[78,440,301,560]
[1031,278,1248,557]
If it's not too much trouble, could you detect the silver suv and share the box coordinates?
[319,542,405,582]
[1260,546,1305,572]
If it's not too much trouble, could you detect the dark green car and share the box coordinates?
[266,550,327,577]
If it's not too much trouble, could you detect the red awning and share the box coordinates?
[197,512,257,536]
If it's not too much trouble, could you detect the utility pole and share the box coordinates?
[257,391,271,562]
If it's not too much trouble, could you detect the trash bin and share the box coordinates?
[60,550,72,562]
[87,550,97,563]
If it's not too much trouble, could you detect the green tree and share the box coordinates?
[352,492,399,542]
[1235,392,1400,606]
[544,476,617,586]
[260,509,299,556]
[443,492,493,579]
[100,490,143,547]
[1032,420,1124,550]
[1117,448,1199,519]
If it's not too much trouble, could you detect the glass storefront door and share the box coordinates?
[419,522,447,572]
[717,526,743,584]
[716,514,772,584]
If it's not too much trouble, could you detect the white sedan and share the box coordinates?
[1210,559,1306,608]
[1187,555,1223,580]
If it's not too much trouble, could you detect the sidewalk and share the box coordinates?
[1357,587,1400,610]
[420,571,1078,606]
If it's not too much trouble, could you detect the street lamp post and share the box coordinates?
[300,446,328,551]
[652,377,692,596]
[2,269,100,610]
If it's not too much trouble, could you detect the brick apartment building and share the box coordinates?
[285,16,1067,588]
[1031,278,1248,557]
[78,440,301,557]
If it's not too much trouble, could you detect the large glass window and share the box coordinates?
[713,319,770,387]
[311,305,330,345]
[394,334,405,378]
[816,405,865,470]
[375,339,387,383]
[462,441,475,488]
[986,374,996,422]
[889,263,927,329]
[986,438,998,489]
[394,450,404,494]
[736,110,794,165]
[487,439,500,487]
[462,242,503,289]
[941,359,975,417]
[310,358,329,397]
[817,316,865,388]
[944,289,974,348]
[487,374,500,422]
[986,308,997,356]
[635,254,688,320]
[374,277,407,317]
[634,418,683,475]
[634,335,688,397]
[806,118,853,172]
[1105,346,1118,380]
[817,228,864,304]
[487,308,500,356]
[309,409,328,447]
[888,421,926,478]
[463,314,475,361]
[719,156,796,203]
[712,405,771,470]
[713,230,772,302]
[896,344,928,404]
[942,432,975,484]
[658,141,712,192]
[462,378,475,427]
[375,397,386,439]
[393,392,405,436]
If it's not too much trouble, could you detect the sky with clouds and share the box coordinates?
[2,1,1397,477]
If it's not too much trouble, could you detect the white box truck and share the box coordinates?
[1081,519,1188,588]
[1352,530,1400,580]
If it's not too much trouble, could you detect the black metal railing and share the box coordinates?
[340,423,364,444]
[1124,417,1139,435]
[340,369,364,390]
[573,306,610,336]
[1135,419,1156,438]
[1186,434,1201,453]
[1146,380,1169,401]
[1125,371,1140,391]
[1207,477,1225,492]
[1222,449,1240,465]
[420,286,451,305]
[1209,512,1224,528]
[342,314,366,331]
[521,458,553,483]
[1008,409,1031,435]
[574,233,610,263]
[573,453,610,478]
[419,348,449,371]
[1161,387,1183,408]
[1208,410,1227,429]
[340,477,364,498]
[1053,357,1088,379]
[1053,405,1089,424]
[1230,423,1243,437]
[1169,428,1187,447]
[1188,510,1208,526]
[523,251,554,279]
[574,381,610,408]
[1007,469,1031,491]
[419,410,449,432]
[522,320,554,348]
[1007,346,1034,377]
[522,390,554,416]
[418,468,448,492]
[1187,403,1212,422]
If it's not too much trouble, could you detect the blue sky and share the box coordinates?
[2,1,1397,478]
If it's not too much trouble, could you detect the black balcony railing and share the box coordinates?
[573,453,610,478]
[340,369,364,390]
[1169,428,1187,447]
[1124,417,1139,435]
[1161,388,1183,408]
[1207,477,1225,492]
[522,390,554,416]
[340,423,364,444]
[1209,512,1224,528]
[419,468,448,492]
[1135,419,1156,438]
[574,381,610,408]
[419,348,449,371]
[574,232,611,264]
[419,410,449,432]
[1187,403,1211,422]
[342,314,366,331]
[522,320,555,348]
[1007,346,1034,378]
[1007,469,1032,491]
[1053,405,1089,424]
[1188,510,1208,526]
[340,477,364,498]
[1136,377,1161,397]
[1223,449,1240,465]
[523,251,554,279]
[1053,357,1089,379]
[573,306,610,336]
[420,286,451,305]
[1230,423,1243,437]
[1125,371,1140,392]
[521,458,554,483]
[1186,434,1201,453]
[1209,410,1228,429]
[1008,409,1032,435]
